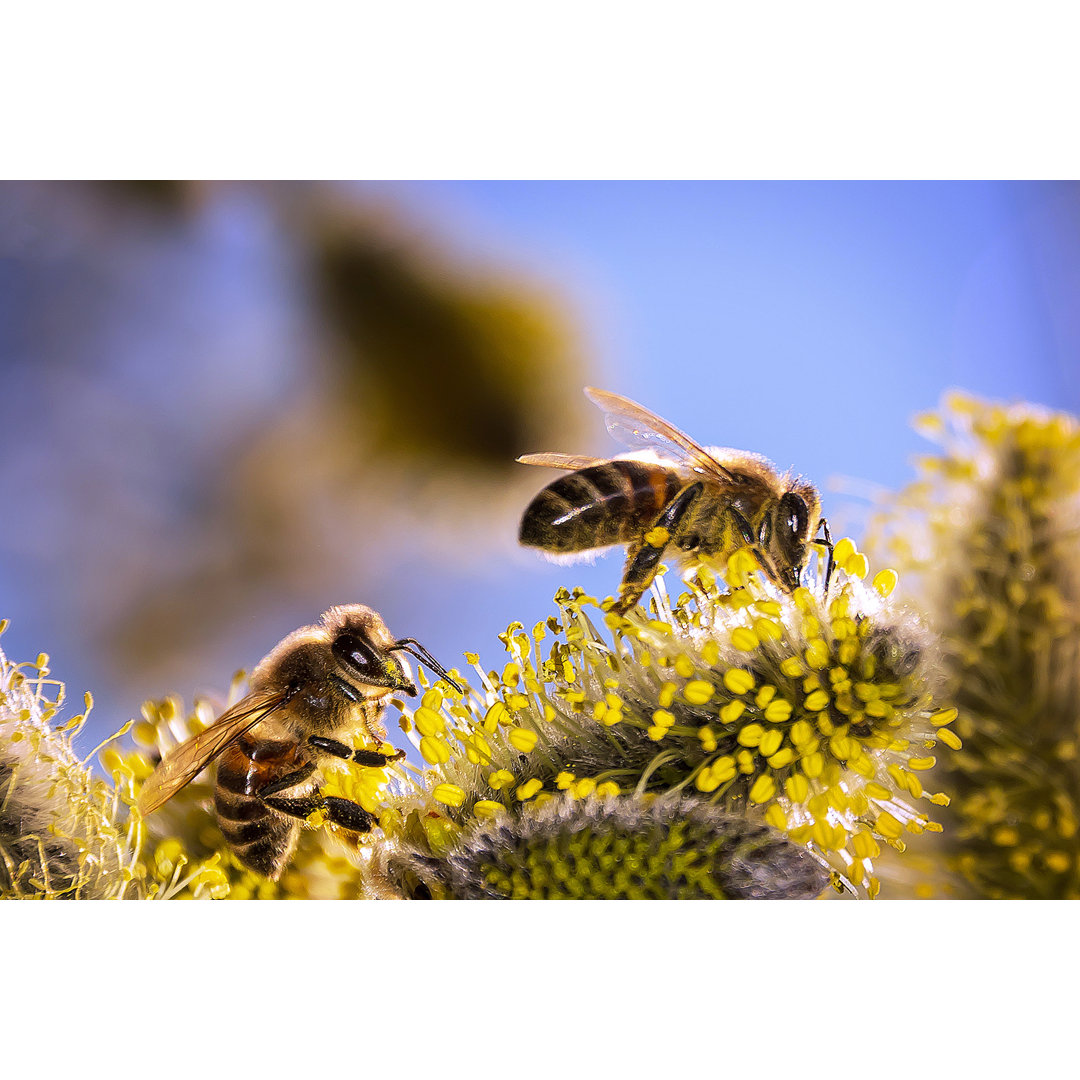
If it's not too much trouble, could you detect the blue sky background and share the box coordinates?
[2,181,1078,750]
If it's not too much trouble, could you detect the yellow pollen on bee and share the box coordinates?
[645,526,670,548]
[432,783,466,807]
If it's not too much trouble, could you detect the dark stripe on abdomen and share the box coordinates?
[519,462,683,553]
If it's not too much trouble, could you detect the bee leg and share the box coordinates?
[614,482,704,613]
[307,735,405,767]
[260,793,375,834]
[256,762,318,799]
[813,517,835,595]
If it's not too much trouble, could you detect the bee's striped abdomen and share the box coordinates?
[214,734,310,880]
[519,461,683,554]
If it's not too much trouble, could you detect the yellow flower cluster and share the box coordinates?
[873,393,1080,898]
[383,542,956,898]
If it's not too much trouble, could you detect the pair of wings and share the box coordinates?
[519,386,740,483]
[134,688,290,818]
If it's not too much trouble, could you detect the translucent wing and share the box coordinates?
[517,452,608,471]
[584,387,739,483]
[135,688,289,817]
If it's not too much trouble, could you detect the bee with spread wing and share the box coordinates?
[518,387,831,612]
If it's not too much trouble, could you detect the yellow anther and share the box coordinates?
[736,749,756,773]
[698,726,718,752]
[473,800,505,820]
[555,771,575,789]
[701,639,721,665]
[804,689,829,712]
[805,639,830,670]
[674,655,695,678]
[419,736,451,765]
[764,803,787,830]
[723,669,755,695]
[749,775,777,804]
[755,685,777,708]
[483,702,507,731]
[414,706,446,737]
[572,778,597,799]
[652,708,676,728]
[731,626,760,652]
[737,723,765,747]
[937,728,962,750]
[875,811,903,839]
[658,682,677,708]
[727,548,759,587]
[597,781,620,797]
[802,751,824,778]
[844,552,869,579]
[780,656,805,678]
[647,726,668,741]
[752,617,783,642]
[508,727,538,753]
[720,700,746,723]
[931,707,958,727]
[758,729,783,758]
[832,537,857,567]
[432,783,466,807]
[872,569,899,597]
[907,756,937,771]
[764,699,793,723]
[767,747,795,769]
[684,680,714,705]
[789,719,814,745]
[785,774,810,803]
[516,778,543,801]
[488,769,515,790]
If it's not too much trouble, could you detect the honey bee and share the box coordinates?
[518,387,832,612]
[135,604,457,880]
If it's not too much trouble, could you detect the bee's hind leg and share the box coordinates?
[613,482,703,614]
[308,735,405,767]
[261,793,374,835]
[812,517,834,595]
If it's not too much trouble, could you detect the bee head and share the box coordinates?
[326,605,418,696]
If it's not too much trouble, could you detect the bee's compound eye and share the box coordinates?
[332,633,379,679]
[778,492,809,538]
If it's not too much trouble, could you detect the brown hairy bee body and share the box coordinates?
[519,388,828,612]
[136,604,456,880]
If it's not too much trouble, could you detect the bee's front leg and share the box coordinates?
[613,482,704,614]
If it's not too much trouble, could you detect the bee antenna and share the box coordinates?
[391,639,463,694]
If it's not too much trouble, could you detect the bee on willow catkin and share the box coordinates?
[519,387,832,612]
[135,605,457,880]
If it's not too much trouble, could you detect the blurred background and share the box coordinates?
[1,180,1078,752]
